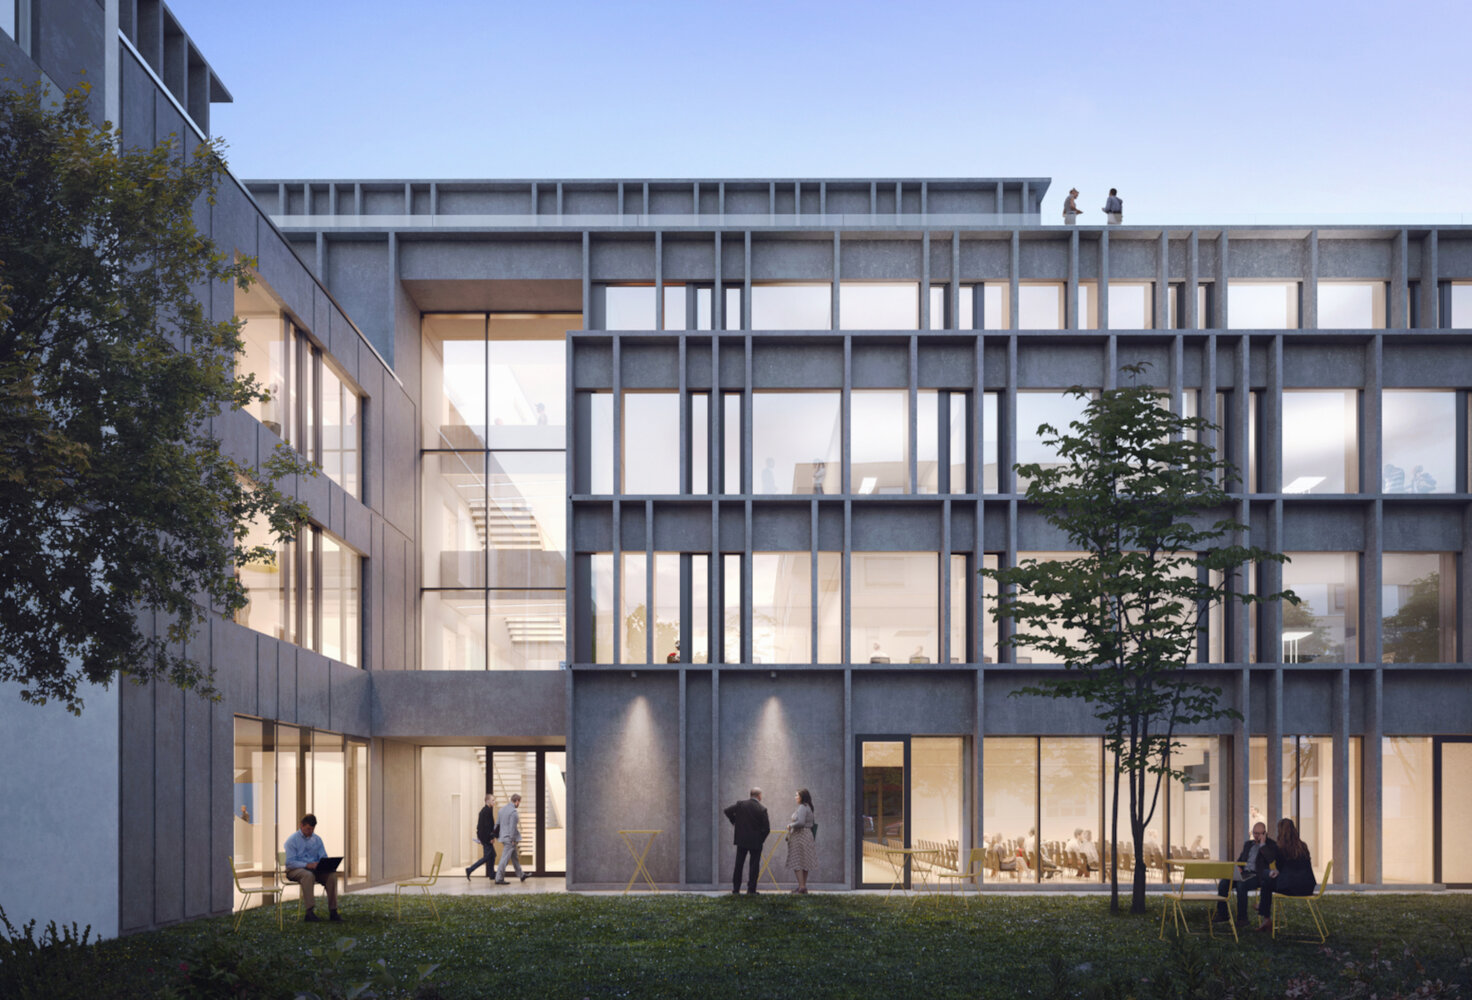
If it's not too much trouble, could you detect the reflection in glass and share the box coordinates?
[851,552,937,663]
[751,283,831,330]
[1077,282,1099,329]
[751,392,840,494]
[319,534,360,667]
[949,555,968,664]
[1167,738,1222,866]
[852,391,909,494]
[1014,552,1090,658]
[1440,742,1472,883]
[349,741,369,884]
[623,393,680,494]
[723,393,742,494]
[311,731,345,877]
[861,741,906,884]
[238,510,289,641]
[1018,283,1063,329]
[949,392,969,493]
[929,285,947,330]
[545,751,568,873]
[592,553,614,663]
[604,286,655,330]
[422,315,486,448]
[912,737,965,873]
[725,287,742,330]
[232,718,274,894]
[237,278,290,438]
[486,314,572,450]
[839,282,919,330]
[1108,282,1153,329]
[320,362,360,497]
[663,285,686,331]
[487,451,566,587]
[1285,735,1361,882]
[488,590,564,669]
[1281,390,1358,493]
[1382,391,1454,493]
[652,553,680,664]
[722,554,741,663]
[621,553,650,664]
[1016,392,1090,492]
[1281,552,1358,662]
[422,591,486,670]
[691,554,709,663]
[958,284,975,330]
[1382,737,1433,883]
[1382,552,1457,663]
[917,391,939,494]
[695,288,713,331]
[1318,282,1386,329]
[1228,282,1299,329]
[422,452,486,589]
[589,392,613,494]
[691,393,709,494]
[983,738,1037,882]
[1041,739,1103,882]
[982,392,999,493]
[980,554,999,663]
[752,552,811,663]
[817,553,842,662]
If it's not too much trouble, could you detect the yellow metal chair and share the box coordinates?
[1159,859,1240,942]
[228,855,283,932]
[278,850,310,917]
[396,851,444,921]
[932,847,986,905]
[1273,860,1331,943]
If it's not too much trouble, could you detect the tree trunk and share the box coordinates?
[1130,764,1148,914]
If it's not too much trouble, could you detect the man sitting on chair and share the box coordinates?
[1214,821,1269,926]
[284,813,342,922]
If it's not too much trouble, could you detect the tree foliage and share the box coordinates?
[0,82,311,714]
[981,364,1295,914]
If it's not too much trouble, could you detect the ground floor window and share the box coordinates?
[232,718,368,906]
[419,746,567,878]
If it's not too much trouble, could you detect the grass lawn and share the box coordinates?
[8,893,1472,999]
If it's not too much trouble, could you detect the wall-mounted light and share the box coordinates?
[769,671,777,680]
[630,670,638,679]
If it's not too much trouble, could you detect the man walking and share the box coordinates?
[283,813,342,922]
[724,786,770,894]
[494,793,529,884]
[465,794,498,880]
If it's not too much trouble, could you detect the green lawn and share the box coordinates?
[6,893,1471,999]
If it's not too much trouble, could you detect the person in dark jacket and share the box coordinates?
[724,787,770,894]
[464,794,499,879]
[1256,817,1317,931]
[1215,821,1269,925]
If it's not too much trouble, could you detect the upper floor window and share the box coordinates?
[238,517,362,668]
[237,275,363,497]
[1167,284,1210,329]
[751,283,831,330]
[1108,282,1154,329]
[1229,281,1300,330]
[839,282,919,330]
[1450,282,1472,329]
[1281,390,1357,493]
[1018,282,1064,329]
[1318,281,1387,329]
[1382,391,1454,494]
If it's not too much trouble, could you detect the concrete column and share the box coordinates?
[1156,232,1170,331]
[1304,231,1319,329]
[654,232,664,330]
[1391,230,1409,329]
[843,669,853,887]
[1363,669,1383,882]
[1419,232,1439,328]
[743,232,751,332]
[1267,668,1284,831]
[920,231,931,329]
[1233,667,1250,844]
[1186,232,1200,330]
[678,669,687,886]
[1216,231,1230,330]
[1332,667,1350,883]
[952,232,961,330]
[1009,232,1020,330]
[713,232,723,331]
[1099,229,1110,331]
[832,232,841,330]
[1067,230,1079,329]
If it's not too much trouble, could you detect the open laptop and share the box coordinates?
[311,856,344,876]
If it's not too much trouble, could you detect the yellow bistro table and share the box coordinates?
[755,830,789,890]
[618,829,662,894]
[880,846,942,900]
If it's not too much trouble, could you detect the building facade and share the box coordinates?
[3,1,1472,937]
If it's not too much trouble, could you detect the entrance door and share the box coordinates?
[1436,738,1472,887]
[486,747,568,877]
[856,736,967,888]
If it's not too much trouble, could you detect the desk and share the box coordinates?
[755,830,789,890]
[617,830,662,894]
[880,847,942,900]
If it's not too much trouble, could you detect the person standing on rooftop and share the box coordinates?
[1063,188,1082,225]
[1104,188,1124,225]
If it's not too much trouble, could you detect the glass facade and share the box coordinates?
[840,282,919,330]
[1382,391,1454,493]
[1015,392,1091,492]
[852,552,938,663]
[1383,737,1433,883]
[1281,552,1359,662]
[1382,553,1457,662]
[1229,282,1299,329]
[232,718,368,906]
[1281,390,1358,493]
[751,283,831,330]
[1318,281,1387,329]
[751,392,841,495]
[238,518,362,668]
[1017,283,1063,329]
[1108,281,1153,329]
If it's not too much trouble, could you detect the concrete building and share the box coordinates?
[3,1,1471,936]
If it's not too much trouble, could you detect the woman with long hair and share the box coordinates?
[1255,817,1317,932]
[785,788,817,893]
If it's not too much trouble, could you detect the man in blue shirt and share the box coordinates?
[283,813,342,922]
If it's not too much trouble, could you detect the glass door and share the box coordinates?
[1437,738,1472,887]
[858,738,907,887]
[487,747,567,877]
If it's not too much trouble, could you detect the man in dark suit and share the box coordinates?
[1215,821,1270,925]
[724,787,770,895]
[465,794,498,879]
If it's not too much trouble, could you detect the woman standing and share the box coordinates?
[1256,817,1317,932]
[786,788,817,893]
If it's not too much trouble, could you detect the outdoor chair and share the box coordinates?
[1159,859,1240,943]
[228,855,283,932]
[932,847,986,905]
[1273,860,1331,943]
[395,850,444,921]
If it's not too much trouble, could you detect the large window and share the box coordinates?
[851,391,909,493]
[839,282,919,330]
[238,276,362,496]
[752,552,812,663]
[1281,390,1358,493]
[1318,281,1386,329]
[238,518,363,668]
[1015,392,1091,492]
[232,718,368,908]
[1281,552,1358,662]
[1167,284,1210,329]
[1382,391,1454,493]
[751,392,841,495]
[1451,283,1472,329]
[1382,737,1433,883]
[1108,282,1154,329]
[1382,553,1457,663]
[851,552,938,663]
[623,393,680,494]
[422,312,572,669]
[1251,736,1362,883]
[1229,282,1299,329]
[1017,283,1064,329]
[751,283,831,330]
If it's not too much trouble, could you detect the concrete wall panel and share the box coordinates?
[372,672,566,740]
[685,672,714,882]
[840,240,924,280]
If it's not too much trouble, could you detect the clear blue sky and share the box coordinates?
[166,0,1470,217]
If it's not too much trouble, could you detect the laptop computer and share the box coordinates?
[311,856,344,876]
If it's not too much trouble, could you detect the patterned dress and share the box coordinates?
[786,803,818,873]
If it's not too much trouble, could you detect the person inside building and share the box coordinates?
[465,794,499,879]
